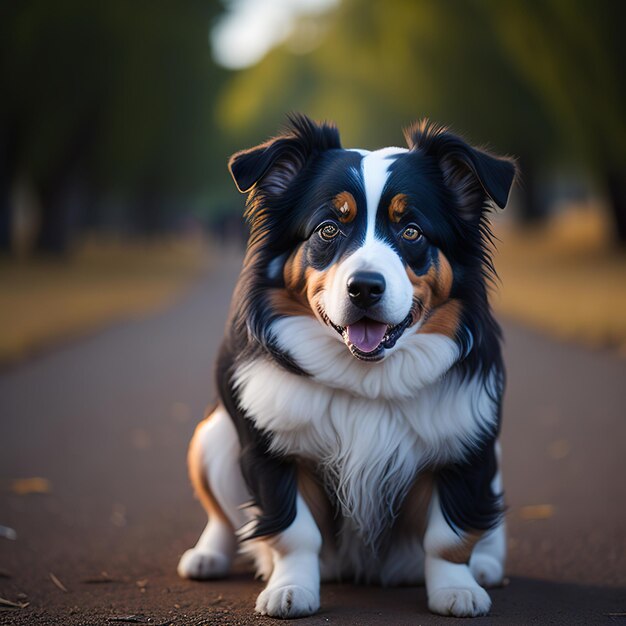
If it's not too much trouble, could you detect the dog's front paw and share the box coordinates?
[177,548,230,580]
[255,584,320,618]
[428,586,491,617]
[470,553,504,588]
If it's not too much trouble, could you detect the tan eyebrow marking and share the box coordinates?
[333,191,357,223]
[388,193,409,223]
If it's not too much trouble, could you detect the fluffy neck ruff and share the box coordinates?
[233,316,499,551]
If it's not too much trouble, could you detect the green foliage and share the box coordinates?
[216,0,557,159]
[480,0,626,170]
[1,0,625,244]
[216,0,626,178]
[0,0,229,225]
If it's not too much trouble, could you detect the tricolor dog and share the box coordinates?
[177,115,517,618]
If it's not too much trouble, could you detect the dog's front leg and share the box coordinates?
[255,493,321,618]
[423,490,491,617]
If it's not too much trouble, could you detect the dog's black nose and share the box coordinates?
[347,271,386,308]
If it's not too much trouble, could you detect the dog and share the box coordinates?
[177,114,517,618]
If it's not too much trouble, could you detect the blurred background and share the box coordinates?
[1,3,626,622]
[1,0,625,362]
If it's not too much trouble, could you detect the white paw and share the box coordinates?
[177,548,230,580]
[470,553,504,588]
[255,584,320,618]
[428,586,491,617]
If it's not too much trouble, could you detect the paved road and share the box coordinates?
[1,250,625,625]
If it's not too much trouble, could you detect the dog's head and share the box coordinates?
[229,114,516,363]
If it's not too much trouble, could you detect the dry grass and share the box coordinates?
[0,236,211,365]
[492,202,626,353]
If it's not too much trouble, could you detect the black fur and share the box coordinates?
[220,114,516,542]
[404,120,516,212]
[399,122,512,533]
[216,343,298,539]
[403,121,515,395]
[216,115,348,537]
[437,437,504,535]
[226,116,363,375]
[229,113,342,195]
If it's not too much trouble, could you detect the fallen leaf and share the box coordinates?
[110,503,127,528]
[0,525,17,540]
[107,616,145,623]
[519,504,555,520]
[82,572,116,584]
[170,401,191,423]
[49,572,68,592]
[10,478,51,495]
[548,439,570,460]
[0,596,29,609]
[130,428,151,450]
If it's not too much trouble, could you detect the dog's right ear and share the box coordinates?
[228,114,341,196]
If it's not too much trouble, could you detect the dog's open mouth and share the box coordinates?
[330,314,412,361]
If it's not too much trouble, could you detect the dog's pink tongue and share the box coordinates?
[347,319,387,353]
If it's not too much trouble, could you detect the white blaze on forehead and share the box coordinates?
[322,147,412,328]
[354,147,408,242]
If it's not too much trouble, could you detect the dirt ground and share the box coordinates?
[1,252,625,625]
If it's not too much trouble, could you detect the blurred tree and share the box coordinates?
[0,0,227,256]
[0,127,19,254]
[467,0,626,243]
[3,0,622,252]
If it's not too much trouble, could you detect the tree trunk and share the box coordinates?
[0,173,13,254]
[132,175,168,236]
[606,170,626,246]
[34,120,96,256]
[35,178,75,256]
[515,155,549,225]
[0,126,18,254]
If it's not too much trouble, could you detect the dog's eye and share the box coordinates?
[401,224,422,242]
[319,222,340,241]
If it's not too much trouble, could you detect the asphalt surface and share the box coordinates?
[1,249,625,625]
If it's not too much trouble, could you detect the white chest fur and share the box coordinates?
[232,315,498,547]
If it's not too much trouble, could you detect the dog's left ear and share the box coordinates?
[404,120,517,216]
[229,113,342,196]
